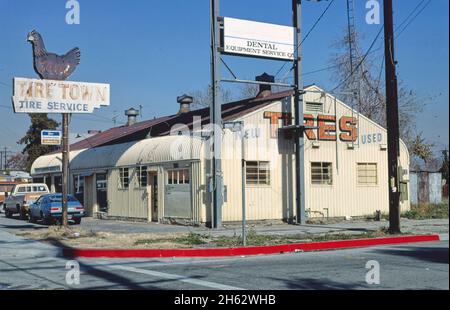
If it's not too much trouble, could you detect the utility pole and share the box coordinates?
[3,147,7,171]
[384,0,401,234]
[61,114,70,227]
[210,0,223,229]
[293,0,306,224]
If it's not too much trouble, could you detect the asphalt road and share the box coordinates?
[0,213,448,290]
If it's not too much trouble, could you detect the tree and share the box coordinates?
[18,114,59,171]
[6,153,28,171]
[188,85,233,109]
[409,133,435,164]
[329,28,434,165]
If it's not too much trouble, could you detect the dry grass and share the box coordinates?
[17,227,194,249]
[402,201,449,220]
[15,226,392,249]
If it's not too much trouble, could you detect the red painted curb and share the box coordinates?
[62,234,440,258]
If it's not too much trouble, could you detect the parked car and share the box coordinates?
[4,183,50,219]
[1,180,28,213]
[28,194,85,225]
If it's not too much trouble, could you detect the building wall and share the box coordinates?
[302,89,410,218]
[214,87,410,222]
[107,167,148,219]
[220,97,294,222]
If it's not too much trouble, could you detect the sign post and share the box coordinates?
[212,1,307,226]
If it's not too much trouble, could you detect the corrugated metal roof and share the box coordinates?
[30,149,86,175]
[33,136,203,174]
[115,135,203,166]
[68,89,297,151]
[68,115,174,151]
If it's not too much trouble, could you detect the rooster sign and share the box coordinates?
[27,30,80,81]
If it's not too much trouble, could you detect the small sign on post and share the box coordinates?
[41,130,62,146]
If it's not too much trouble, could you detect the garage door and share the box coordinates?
[164,168,191,218]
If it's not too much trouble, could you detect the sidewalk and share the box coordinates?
[78,217,449,237]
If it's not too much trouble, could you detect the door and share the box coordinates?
[147,172,158,222]
[84,175,95,216]
[164,168,191,219]
[96,173,108,212]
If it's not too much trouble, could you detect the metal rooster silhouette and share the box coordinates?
[27,30,80,80]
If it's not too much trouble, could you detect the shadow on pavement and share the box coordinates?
[45,237,211,290]
[270,276,365,290]
[371,245,449,264]
[47,237,155,289]
[0,223,48,230]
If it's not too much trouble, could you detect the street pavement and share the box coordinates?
[0,213,448,290]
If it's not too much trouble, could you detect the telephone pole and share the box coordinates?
[3,147,8,171]
[384,0,401,234]
[210,0,224,228]
[62,114,70,227]
[293,0,306,224]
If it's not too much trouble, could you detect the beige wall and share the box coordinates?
[207,86,410,222]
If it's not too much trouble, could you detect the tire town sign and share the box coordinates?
[12,77,110,114]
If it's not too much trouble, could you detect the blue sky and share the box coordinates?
[0,0,448,154]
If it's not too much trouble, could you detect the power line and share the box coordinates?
[282,0,433,83]
[396,0,432,38]
[396,0,427,31]
[274,0,336,79]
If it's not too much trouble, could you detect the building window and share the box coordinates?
[137,166,148,188]
[246,161,270,185]
[306,101,324,113]
[167,169,190,185]
[357,163,378,185]
[311,162,333,185]
[119,168,129,189]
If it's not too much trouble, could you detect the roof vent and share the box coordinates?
[255,72,274,98]
[125,108,139,126]
[177,94,193,114]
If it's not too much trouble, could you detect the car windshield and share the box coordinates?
[47,196,79,203]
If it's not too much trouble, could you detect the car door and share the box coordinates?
[31,196,43,218]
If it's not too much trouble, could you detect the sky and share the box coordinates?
[0,0,448,156]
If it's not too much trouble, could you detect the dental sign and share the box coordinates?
[222,17,295,61]
[12,77,110,114]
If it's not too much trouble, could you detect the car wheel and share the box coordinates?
[74,218,81,225]
[19,209,27,220]
[5,209,12,218]
[41,213,51,225]
[29,212,36,224]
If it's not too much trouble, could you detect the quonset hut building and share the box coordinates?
[31,81,411,226]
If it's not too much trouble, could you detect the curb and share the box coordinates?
[62,234,441,258]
